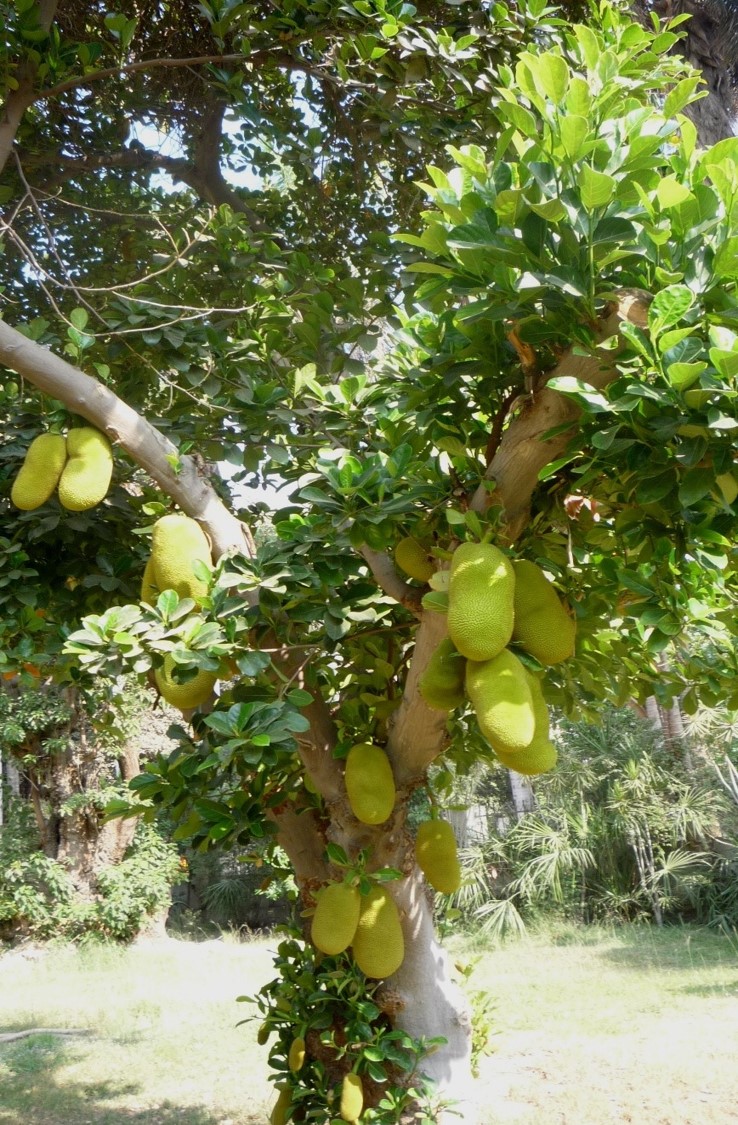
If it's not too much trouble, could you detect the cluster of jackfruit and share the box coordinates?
[311,879,404,980]
[419,544,577,776]
[141,513,215,710]
[11,427,113,512]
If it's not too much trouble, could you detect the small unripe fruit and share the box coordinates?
[340,1073,363,1123]
[288,1035,306,1072]
[345,743,395,825]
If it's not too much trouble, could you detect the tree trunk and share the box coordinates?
[508,770,536,819]
[389,871,475,1123]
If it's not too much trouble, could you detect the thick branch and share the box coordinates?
[360,547,424,616]
[0,0,58,176]
[472,289,652,540]
[0,320,254,560]
[268,804,329,885]
[386,607,451,783]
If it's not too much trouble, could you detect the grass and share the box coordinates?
[0,924,737,1124]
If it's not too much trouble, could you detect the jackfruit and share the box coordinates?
[11,433,67,510]
[493,669,557,775]
[352,886,404,978]
[419,638,466,711]
[257,1022,270,1045]
[311,882,361,955]
[150,513,212,599]
[345,743,395,825]
[154,655,216,710]
[395,536,434,583]
[494,739,558,775]
[340,1074,363,1124]
[447,543,515,661]
[511,559,576,665]
[465,649,535,753]
[140,556,158,605]
[288,1035,306,1072]
[415,819,461,895]
[270,1085,292,1125]
[57,427,113,511]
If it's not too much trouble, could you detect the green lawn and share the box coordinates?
[0,925,737,1124]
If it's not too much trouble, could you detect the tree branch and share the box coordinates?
[0,320,254,560]
[386,607,451,784]
[472,289,652,540]
[360,547,424,616]
[0,0,58,176]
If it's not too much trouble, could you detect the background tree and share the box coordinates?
[4,2,738,1122]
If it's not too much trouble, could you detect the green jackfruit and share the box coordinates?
[257,1022,270,1046]
[415,819,461,894]
[447,543,515,662]
[466,649,535,753]
[493,669,557,775]
[512,560,576,665]
[340,1074,363,1124]
[494,739,558,775]
[311,883,361,955]
[154,655,216,710]
[58,428,113,511]
[11,433,67,510]
[140,556,158,605]
[288,1035,306,1072]
[352,886,404,978]
[270,1085,292,1125]
[419,638,466,712]
[345,743,395,825]
[151,513,212,599]
[395,536,434,583]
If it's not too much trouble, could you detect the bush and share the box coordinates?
[0,796,182,942]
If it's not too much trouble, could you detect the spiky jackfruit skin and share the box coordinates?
[352,886,404,978]
[140,556,158,605]
[345,743,395,825]
[311,883,361,955]
[419,638,466,711]
[151,513,212,599]
[340,1074,364,1123]
[11,433,67,510]
[57,428,113,511]
[288,1036,306,1072]
[465,649,535,753]
[395,536,434,582]
[270,1086,292,1125]
[511,559,576,665]
[154,655,216,710]
[447,543,515,661]
[416,819,461,894]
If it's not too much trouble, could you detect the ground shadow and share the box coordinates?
[0,1035,260,1125]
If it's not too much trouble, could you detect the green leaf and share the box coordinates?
[678,468,714,507]
[666,361,707,391]
[70,308,89,330]
[578,165,615,212]
[656,177,692,209]
[559,115,589,161]
[535,53,569,102]
[648,285,695,334]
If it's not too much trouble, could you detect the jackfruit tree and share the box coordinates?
[4,0,738,1120]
